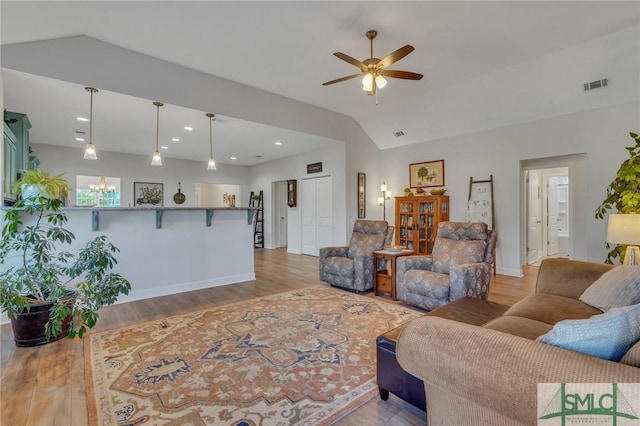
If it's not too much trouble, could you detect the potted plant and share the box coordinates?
[0,170,131,346]
[595,131,640,263]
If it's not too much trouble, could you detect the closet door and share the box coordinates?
[300,175,333,256]
[316,176,332,251]
[301,178,317,255]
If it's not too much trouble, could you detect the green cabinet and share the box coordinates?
[4,111,32,203]
[4,123,18,202]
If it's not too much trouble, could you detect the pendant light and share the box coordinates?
[83,87,98,160]
[151,101,163,166]
[206,113,216,170]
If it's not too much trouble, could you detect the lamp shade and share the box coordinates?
[606,214,640,245]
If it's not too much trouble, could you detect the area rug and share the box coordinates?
[85,286,420,425]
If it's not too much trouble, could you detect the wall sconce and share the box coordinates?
[606,213,640,265]
[378,182,392,221]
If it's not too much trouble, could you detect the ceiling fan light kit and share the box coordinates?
[323,29,423,96]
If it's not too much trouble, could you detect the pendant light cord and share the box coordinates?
[89,89,94,143]
[209,116,213,157]
[156,104,160,151]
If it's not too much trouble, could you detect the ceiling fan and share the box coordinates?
[323,30,423,96]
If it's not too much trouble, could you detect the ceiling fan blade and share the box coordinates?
[322,74,362,86]
[333,52,367,71]
[378,45,415,69]
[380,70,423,80]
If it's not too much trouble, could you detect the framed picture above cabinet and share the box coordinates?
[287,179,297,208]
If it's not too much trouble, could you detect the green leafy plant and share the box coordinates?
[1,172,130,340]
[595,132,640,264]
[11,169,70,199]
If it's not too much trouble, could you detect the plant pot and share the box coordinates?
[10,297,73,347]
[20,183,46,206]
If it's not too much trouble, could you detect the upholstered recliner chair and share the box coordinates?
[319,220,394,292]
[396,222,497,311]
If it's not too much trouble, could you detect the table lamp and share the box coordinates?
[606,213,640,265]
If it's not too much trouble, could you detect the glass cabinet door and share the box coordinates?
[398,201,414,250]
[418,201,435,254]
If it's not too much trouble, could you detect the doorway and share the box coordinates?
[524,164,573,265]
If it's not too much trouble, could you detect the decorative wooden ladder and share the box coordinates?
[249,190,264,248]
[468,175,496,275]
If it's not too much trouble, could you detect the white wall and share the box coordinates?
[249,144,347,252]
[31,143,251,208]
[1,208,254,324]
[381,101,640,276]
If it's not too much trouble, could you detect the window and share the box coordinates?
[76,176,121,207]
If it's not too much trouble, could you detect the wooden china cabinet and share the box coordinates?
[394,195,450,255]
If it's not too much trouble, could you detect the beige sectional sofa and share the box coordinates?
[397,258,640,426]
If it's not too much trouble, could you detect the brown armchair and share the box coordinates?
[396,222,497,310]
[319,220,393,292]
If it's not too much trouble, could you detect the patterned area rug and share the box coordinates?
[85,286,420,425]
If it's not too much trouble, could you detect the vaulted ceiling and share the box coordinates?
[2,1,639,165]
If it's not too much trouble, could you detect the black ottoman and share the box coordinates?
[376,297,510,411]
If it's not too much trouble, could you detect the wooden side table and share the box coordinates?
[373,249,414,300]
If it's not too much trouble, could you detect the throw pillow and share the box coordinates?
[579,266,640,311]
[537,303,640,361]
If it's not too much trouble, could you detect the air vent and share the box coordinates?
[584,79,608,91]
[393,131,405,137]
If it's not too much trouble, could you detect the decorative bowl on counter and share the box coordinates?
[384,245,406,253]
[430,188,447,195]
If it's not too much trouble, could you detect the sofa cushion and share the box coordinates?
[579,265,640,311]
[483,316,553,340]
[323,256,354,278]
[432,239,486,274]
[504,293,601,326]
[537,303,640,361]
[403,270,450,299]
[621,340,640,367]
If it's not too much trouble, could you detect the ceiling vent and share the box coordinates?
[584,79,608,91]
[393,131,405,137]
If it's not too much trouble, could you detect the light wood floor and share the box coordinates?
[0,249,537,425]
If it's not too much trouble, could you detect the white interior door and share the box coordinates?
[301,178,317,256]
[316,176,332,251]
[278,181,288,248]
[527,170,542,264]
[546,178,559,255]
[300,175,333,256]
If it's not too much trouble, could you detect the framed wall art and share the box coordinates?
[357,172,366,218]
[134,182,163,207]
[409,160,445,188]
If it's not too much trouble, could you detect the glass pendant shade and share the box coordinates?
[151,101,164,166]
[207,157,217,170]
[83,87,98,160]
[84,142,97,160]
[151,151,162,166]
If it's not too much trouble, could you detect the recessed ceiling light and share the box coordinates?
[161,146,169,150]
[184,126,193,131]
[230,156,237,160]
[76,117,89,122]
[75,137,85,141]
[171,138,180,142]
[275,141,282,146]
